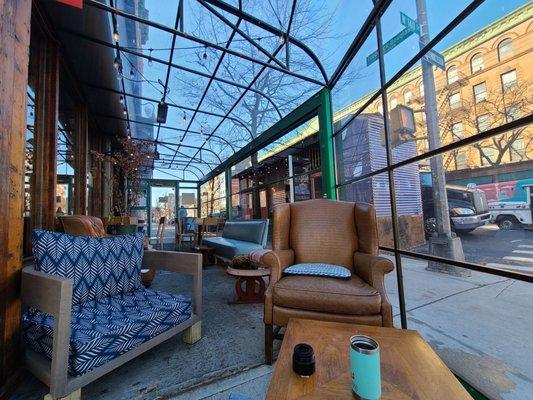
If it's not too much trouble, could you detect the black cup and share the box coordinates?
[292,343,315,377]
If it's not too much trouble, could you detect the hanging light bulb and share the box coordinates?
[203,47,208,61]
[113,56,122,70]
[183,111,187,121]
[123,107,127,115]
[113,28,120,42]
[119,95,124,104]
[279,33,285,44]
[129,67,134,78]
[148,49,153,66]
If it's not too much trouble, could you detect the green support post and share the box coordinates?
[225,167,232,220]
[318,88,337,200]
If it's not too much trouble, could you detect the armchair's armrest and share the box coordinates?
[250,249,294,283]
[353,252,394,288]
[142,251,202,317]
[353,252,394,326]
[21,266,72,394]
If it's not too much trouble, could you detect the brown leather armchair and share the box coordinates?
[58,215,107,237]
[251,199,394,364]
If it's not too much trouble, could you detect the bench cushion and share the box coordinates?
[22,289,192,376]
[203,237,264,260]
[221,220,267,245]
[32,230,144,304]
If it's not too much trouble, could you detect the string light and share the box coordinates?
[148,48,153,66]
[113,29,120,42]
[113,56,122,69]
[119,95,124,104]
[123,108,127,115]
[203,46,208,61]
[129,67,134,78]
[279,33,285,44]
[183,111,187,121]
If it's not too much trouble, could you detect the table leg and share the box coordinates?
[230,276,266,304]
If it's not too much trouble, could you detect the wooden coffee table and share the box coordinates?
[266,319,471,400]
[226,266,269,304]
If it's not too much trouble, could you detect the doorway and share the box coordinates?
[149,183,177,246]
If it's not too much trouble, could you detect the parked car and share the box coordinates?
[420,172,490,236]
[489,180,533,230]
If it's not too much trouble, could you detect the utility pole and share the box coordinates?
[415,0,469,276]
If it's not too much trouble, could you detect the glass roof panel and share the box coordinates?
[290,0,374,76]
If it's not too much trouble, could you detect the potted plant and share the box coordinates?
[91,136,155,234]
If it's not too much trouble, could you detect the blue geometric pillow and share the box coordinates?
[32,230,144,305]
[284,263,351,279]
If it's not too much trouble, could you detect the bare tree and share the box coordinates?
[175,0,359,160]
[438,79,532,168]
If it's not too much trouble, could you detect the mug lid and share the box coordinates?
[350,335,379,355]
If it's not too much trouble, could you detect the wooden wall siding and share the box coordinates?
[74,105,88,215]
[32,38,59,231]
[0,0,32,390]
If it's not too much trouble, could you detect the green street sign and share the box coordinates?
[400,12,420,34]
[366,27,415,66]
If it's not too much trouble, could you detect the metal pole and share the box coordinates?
[416,0,467,275]
[375,17,408,329]
[317,88,337,200]
[416,0,451,236]
[288,155,295,203]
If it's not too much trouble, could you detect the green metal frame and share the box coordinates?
[317,88,336,199]
[202,87,337,205]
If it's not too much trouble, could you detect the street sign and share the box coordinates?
[400,12,420,34]
[423,49,446,70]
[366,27,415,66]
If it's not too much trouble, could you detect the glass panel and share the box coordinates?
[150,186,176,244]
[231,192,254,220]
[338,173,393,248]
[332,29,380,115]
[334,100,387,185]
[398,256,532,399]
[381,1,533,166]
[392,124,533,268]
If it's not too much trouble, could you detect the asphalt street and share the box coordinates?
[414,224,533,276]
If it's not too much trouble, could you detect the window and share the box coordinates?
[480,147,497,165]
[505,104,521,122]
[497,38,513,61]
[403,91,412,104]
[376,102,383,114]
[419,82,424,97]
[449,92,461,109]
[477,114,491,132]
[510,138,525,160]
[389,96,397,109]
[452,122,464,140]
[447,65,459,85]
[473,82,487,103]
[470,53,484,73]
[455,151,467,169]
[501,70,517,93]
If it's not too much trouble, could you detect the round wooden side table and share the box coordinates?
[226,266,270,304]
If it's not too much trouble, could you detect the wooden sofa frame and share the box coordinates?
[21,250,203,400]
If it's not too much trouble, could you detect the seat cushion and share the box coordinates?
[221,220,268,245]
[203,237,263,259]
[32,230,144,304]
[284,263,351,278]
[22,289,191,376]
[273,275,381,315]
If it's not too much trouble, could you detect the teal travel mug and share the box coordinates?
[350,335,381,399]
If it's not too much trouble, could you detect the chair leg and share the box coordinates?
[45,389,81,400]
[265,323,274,365]
[183,321,202,344]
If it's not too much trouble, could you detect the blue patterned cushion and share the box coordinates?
[22,289,192,376]
[284,263,351,278]
[32,230,144,305]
